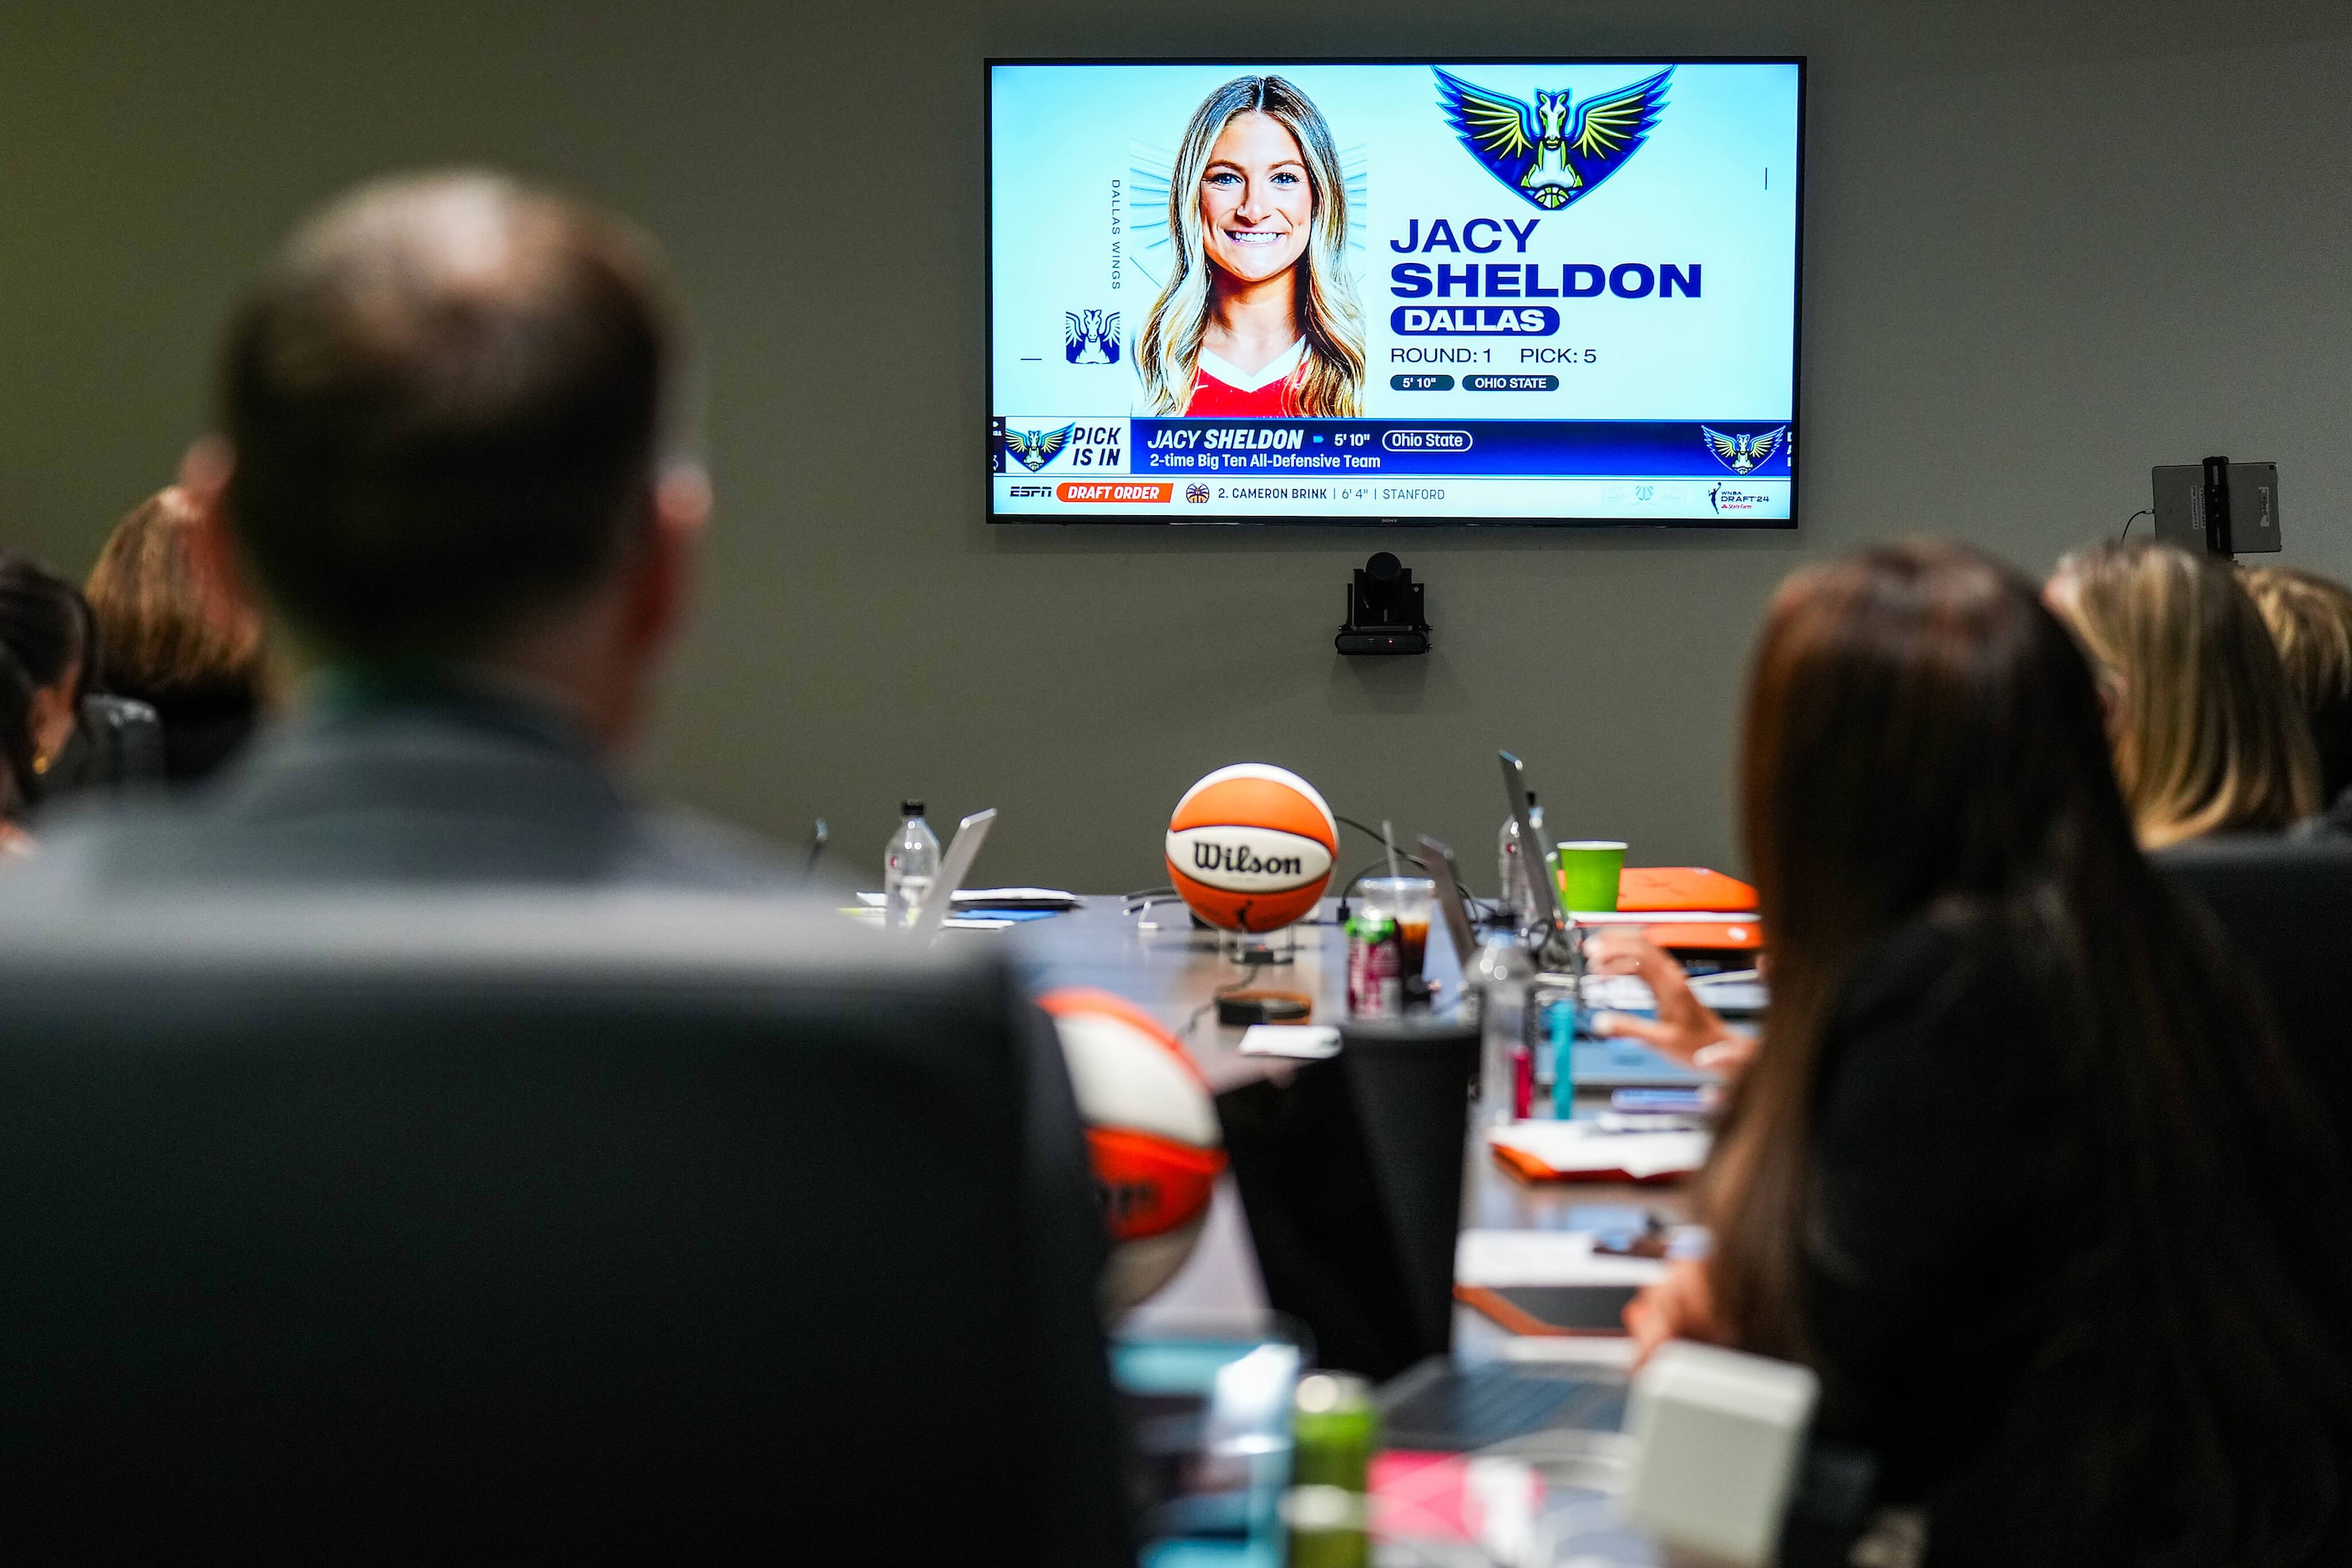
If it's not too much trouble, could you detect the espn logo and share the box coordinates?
[1008,483,1054,498]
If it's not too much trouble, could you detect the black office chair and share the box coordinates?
[41,692,165,793]
[2157,836,2352,1163]
[0,891,1129,1562]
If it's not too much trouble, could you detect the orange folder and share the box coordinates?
[1647,920,1763,954]
[1489,1141,1697,1186]
[1453,1283,1631,1338]
[1615,867,1758,913]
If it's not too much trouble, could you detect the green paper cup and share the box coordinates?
[1550,841,1627,913]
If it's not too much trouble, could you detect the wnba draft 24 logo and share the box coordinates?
[1702,425,1788,475]
[1434,67,1672,211]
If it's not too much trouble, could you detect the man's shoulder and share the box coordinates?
[23,790,797,898]
[22,703,798,896]
[615,807,802,893]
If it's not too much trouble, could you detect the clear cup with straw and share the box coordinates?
[1358,821,1435,977]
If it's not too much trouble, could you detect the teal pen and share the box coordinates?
[1550,997,1577,1119]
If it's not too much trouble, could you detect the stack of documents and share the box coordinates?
[948,888,1084,911]
[1490,1120,1709,1184]
[1577,972,1768,1016]
[1455,1228,1669,1288]
[849,889,1081,929]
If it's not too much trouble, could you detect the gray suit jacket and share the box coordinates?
[34,679,792,892]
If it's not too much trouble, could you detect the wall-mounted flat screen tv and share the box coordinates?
[988,58,1803,525]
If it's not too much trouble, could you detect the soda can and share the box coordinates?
[1345,913,1402,1019]
[1284,1371,1378,1568]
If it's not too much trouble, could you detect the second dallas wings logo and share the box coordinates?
[1702,426,1788,475]
[1434,66,1672,211]
[1065,311,1120,366]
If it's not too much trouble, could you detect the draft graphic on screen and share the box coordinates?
[989,58,1803,524]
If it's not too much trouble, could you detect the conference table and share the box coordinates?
[1009,897,1694,1357]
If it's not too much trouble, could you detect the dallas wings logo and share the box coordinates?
[1004,423,1076,473]
[1702,426,1788,475]
[1434,67,1672,211]
[1065,310,1120,365]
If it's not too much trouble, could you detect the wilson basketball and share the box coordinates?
[1166,763,1340,933]
[1039,986,1227,1313]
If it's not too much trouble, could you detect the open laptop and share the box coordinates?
[910,809,998,938]
[1417,834,1481,977]
[1501,752,1726,1089]
[1499,751,1576,971]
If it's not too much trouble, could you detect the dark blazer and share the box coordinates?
[1805,918,2349,1568]
[1803,922,2105,1565]
[130,680,262,785]
[2293,784,2352,842]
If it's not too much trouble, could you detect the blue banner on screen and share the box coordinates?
[988,59,1803,524]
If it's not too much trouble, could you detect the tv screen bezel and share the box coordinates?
[984,55,1808,529]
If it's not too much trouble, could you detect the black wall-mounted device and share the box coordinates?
[2152,457,2281,557]
[1337,553,1431,655]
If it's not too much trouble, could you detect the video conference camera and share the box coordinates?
[2152,456,2280,558]
[1336,552,1432,655]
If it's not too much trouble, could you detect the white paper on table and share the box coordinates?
[1569,909,1756,924]
[1456,1228,1669,1287]
[1562,974,1766,1014]
[841,905,1015,931]
[854,888,1081,908]
[1489,1120,1711,1181]
[1581,974,1659,1012]
[1237,1024,1342,1060]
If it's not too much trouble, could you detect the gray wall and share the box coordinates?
[3,1,2348,893]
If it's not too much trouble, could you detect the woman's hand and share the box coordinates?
[1585,928,1758,1078]
[1623,1257,1723,1370]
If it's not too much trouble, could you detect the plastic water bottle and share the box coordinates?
[1548,994,1578,1120]
[1496,791,1545,929]
[1470,934,1533,1125]
[883,800,940,930]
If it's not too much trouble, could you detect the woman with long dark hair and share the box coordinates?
[0,551,100,840]
[1627,541,2352,1565]
[0,640,41,854]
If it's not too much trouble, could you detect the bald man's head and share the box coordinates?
[220,172,680,660]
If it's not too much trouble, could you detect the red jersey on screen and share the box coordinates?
[1183,341,1307,417]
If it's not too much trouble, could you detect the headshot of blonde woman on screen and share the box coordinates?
[1135,75,1364,418]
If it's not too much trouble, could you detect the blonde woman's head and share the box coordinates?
[2046,539,2317,847]
[1136,76,1363,417]
[2241,566,2352,807]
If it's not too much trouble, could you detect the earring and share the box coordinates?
[31,751,48,774]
